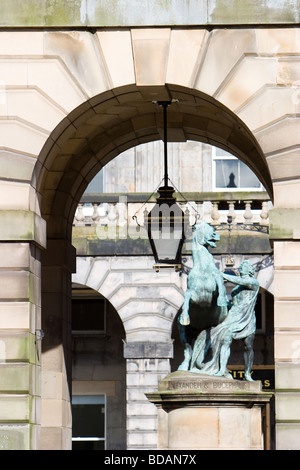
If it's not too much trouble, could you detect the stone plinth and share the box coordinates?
[146,371,273,450]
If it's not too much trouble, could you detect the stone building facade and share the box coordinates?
[0,0,300,451]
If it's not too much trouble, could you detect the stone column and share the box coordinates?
[270,208,300,449]
[273,239,300,449]
[124,341,173,450]
[0,210,46,450]
[40,239,76,450]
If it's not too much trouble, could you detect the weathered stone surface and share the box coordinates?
[0,19,299,451]
[44,31,111,97]
[269,208,300,239]
[147,371,273,450]
[196,29,257,96]
[97,31,135,88]
[0,424,33,450]
[124,341,173,359]
[276,363,300,390]
[1,0,299,27]
[131,29,171,86]
[0,211,46,248]
[276,424,300,450]
[276,392,300,421]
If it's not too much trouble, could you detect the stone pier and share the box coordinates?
[147,371,273,450]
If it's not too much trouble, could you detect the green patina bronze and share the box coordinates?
[178,221,259,381]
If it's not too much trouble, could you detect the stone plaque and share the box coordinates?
[158,370,262,394]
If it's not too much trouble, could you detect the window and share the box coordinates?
[213,148,263,191]
[72,395,106,450]
[72,297,106,334]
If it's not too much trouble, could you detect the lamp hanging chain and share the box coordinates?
[132,101,171,227]
[157,101,171,187]
[159,101,201,223]
[162,101,169,187]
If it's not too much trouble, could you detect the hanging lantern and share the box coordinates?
[146,185,188,271]
[145,101,189,271]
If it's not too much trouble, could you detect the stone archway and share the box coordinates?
[35,83,273,449]
[35,84,273,245]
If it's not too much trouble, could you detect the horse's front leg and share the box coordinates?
[179,290,191,325]
[178,342,193,371]
[177,320,193,371]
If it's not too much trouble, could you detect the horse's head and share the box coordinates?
[193,221,220,248]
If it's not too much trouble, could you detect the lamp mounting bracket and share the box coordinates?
[157,101,172,107]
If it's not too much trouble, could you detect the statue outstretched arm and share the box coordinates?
[223,272,258,290]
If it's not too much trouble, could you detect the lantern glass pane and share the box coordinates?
[152,237,180,261]
[147,190,187,263]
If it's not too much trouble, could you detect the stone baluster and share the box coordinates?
[117,197,128,238]
[117,196,128,227]
[181,203,188,223]
[143,208,148,227]
[227,201,236,224]
[97,203,109,225]
[181,202,192,225]
[196,202,203,222]
[189,201,200,225]
[75,203,85,225]
[74,197,271,229]
[211,202,220,224]
[184,207,191,229]
[91,203,100,224]
[260,201,269,224]
[244,201,253,224]
[107,203,118,226]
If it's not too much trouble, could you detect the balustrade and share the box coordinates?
[73,193,272,236]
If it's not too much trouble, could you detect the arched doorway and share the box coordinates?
[35,84,273,449]
[71,284,126,450]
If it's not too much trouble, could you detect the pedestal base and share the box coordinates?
[146,371,273,450]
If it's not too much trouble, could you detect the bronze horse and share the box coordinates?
[178,221,228,371]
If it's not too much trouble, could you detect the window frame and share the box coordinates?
[212,147,263,192]
[72,394,106,450]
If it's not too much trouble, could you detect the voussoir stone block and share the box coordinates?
[195,29,257,96]
[131,29,171,86]
[97,30,135,88]
[216,56,277,112]
[44,31,111,97]
[267,148,300,182]
[167,29,207,87]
